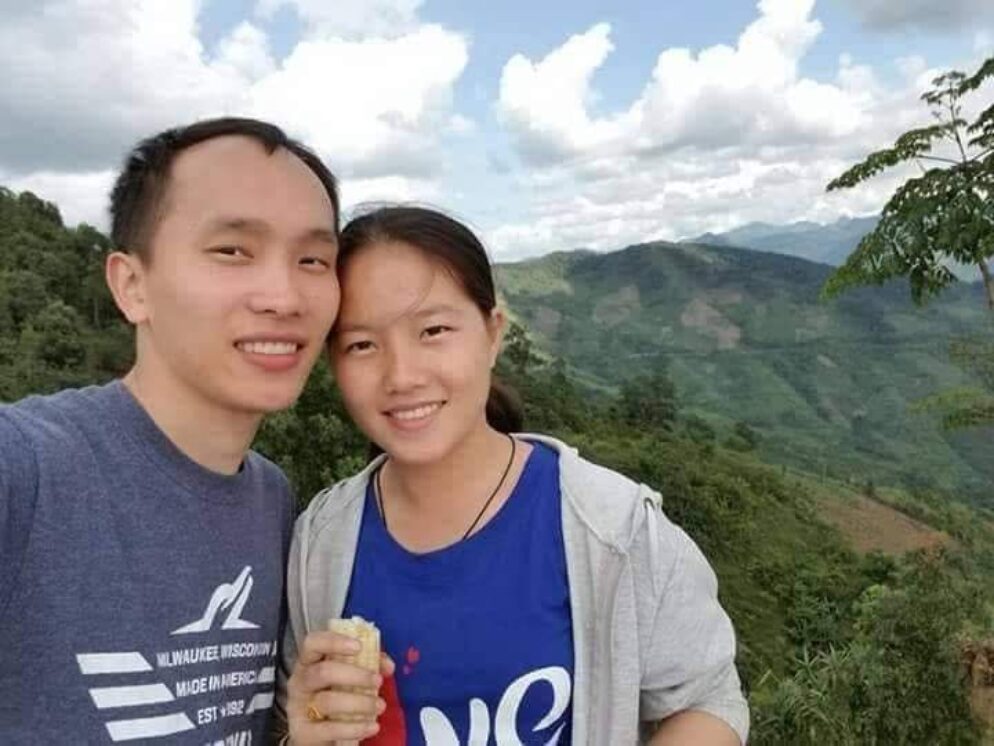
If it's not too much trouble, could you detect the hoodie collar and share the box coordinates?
[306,433,650,555]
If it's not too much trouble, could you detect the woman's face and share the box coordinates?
[331,239,504,466]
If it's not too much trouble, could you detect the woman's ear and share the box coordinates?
[105,251,149,325]
[487,307,507,368]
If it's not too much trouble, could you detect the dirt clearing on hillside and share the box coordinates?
[817,493,949,555]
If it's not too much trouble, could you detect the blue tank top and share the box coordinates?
[344,441,574,745]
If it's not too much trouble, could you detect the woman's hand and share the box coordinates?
[286,630,395,745]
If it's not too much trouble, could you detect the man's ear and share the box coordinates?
[105,251,149,325]
[487,307,507,368]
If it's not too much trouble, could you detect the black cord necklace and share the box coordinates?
[375,433,517,542]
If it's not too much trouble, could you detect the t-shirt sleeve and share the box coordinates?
[270,509,307,744]
[0,412,40,615]
[638,509,749,744]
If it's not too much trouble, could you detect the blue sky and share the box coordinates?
[1,0,991,259]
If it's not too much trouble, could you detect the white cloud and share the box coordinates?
[340,175,441,216]
[499,23,636,164]
[3,169,116,229]
[214,21,277,80]
[839,0,994,31]
[0,0,251,173]
[975,30,994,53]
[248,24,467,180]
[488,0,979,259]
[255,0,423,39]
[0,0,468,229]
[498,0,870,164]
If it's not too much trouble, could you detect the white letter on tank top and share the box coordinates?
[494,666,571,746]
[421,698,491,745]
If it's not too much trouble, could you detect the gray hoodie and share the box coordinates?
[274,434,749,744]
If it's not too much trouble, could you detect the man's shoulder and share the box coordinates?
[244,448,290,487]
[244,449,297,508]
[0,387,108,504]
[0,384,109,448]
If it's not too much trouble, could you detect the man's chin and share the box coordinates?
[233,385,306,417]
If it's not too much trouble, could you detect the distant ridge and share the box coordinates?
[684,215,880,266]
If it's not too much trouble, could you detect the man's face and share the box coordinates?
[134,135,339,417]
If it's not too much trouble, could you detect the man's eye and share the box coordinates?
[210,246,248,258]
[300,256,332,269]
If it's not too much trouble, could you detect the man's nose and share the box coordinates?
[247,262,304,317]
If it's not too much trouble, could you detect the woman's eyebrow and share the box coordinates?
[335,303,462,334]
[412,304,461,318]
[335,321,372,334]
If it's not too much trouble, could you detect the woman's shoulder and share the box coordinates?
[297,457,385,535]
[521,433,657,549]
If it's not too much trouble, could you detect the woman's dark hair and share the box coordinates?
[339,206,523,434]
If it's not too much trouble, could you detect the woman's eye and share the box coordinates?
[345,340,374,354]
[422,325,451,339]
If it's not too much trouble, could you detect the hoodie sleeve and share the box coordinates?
[636,502,750,744]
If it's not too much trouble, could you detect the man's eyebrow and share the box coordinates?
[203,216,268,235]
[202,218,337,245]
[302,227,338,246]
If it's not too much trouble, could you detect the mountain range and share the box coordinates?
[496,238,993,504]
[686,216,879,266]
[687,215,980,281]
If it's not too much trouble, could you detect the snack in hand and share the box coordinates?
[319,616,381,723]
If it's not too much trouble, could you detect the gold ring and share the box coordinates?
[306,702,325,722]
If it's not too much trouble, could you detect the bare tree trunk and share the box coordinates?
[979,260,994,311]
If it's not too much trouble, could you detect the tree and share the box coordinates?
[914,337,994,429]
[727,420,760,452]
[31,300,87,369]
[823,56,994,310]
[502,320,539,375]
[618,369,678,431]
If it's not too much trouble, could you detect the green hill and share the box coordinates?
[496,241,994,506]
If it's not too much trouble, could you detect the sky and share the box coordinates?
[0,0,991,260]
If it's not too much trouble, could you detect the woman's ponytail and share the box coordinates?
[486,377,524,434]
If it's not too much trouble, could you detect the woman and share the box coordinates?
[274,207,749,745]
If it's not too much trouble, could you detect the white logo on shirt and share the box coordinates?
[420,666,571,745]
[172,566,259,635]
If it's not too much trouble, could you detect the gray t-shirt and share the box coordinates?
[0,381,294,745]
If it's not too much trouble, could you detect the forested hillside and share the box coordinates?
[496,242,994,507]
[0,188,131,399]
[3,187,992,742]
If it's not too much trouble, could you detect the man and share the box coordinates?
[0,117,348,744]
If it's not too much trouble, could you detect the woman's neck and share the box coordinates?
[387,423,508,510]
[379,424,528,551]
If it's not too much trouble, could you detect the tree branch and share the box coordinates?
[916,155,962,165]
[948,97,970,162]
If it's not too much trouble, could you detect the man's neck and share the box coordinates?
[122,366,261,476]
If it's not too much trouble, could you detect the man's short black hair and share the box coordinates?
[109,117,339,260]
